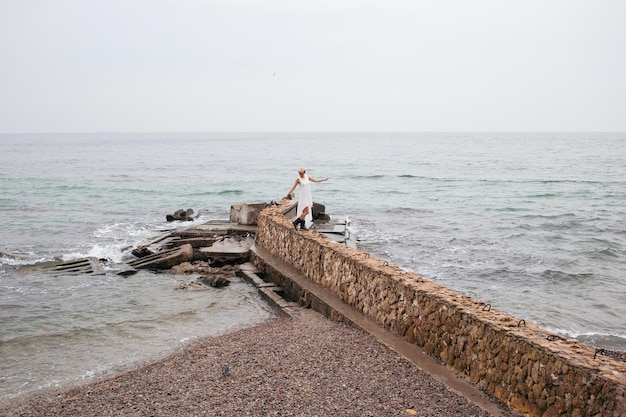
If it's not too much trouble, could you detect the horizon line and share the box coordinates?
[1,130,625,135]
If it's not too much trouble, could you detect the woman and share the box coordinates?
[284,167,329,230]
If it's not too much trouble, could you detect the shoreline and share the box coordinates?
[1,308,523,417]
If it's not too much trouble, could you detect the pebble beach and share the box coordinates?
[1,308,524,417]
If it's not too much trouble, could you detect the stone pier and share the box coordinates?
[252,203,626,417]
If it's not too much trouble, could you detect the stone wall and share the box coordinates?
[253,204,626,417]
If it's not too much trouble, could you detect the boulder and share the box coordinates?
[199,275,231,288]
[131,246,154,258]
[166,208,197,222]
[312,202,326,219]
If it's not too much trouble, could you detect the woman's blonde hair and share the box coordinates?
[298,167,306,174]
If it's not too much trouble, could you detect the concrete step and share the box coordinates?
[236,262,297,318]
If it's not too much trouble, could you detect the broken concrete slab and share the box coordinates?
[171,220,256,238]
[0,251,23,261]
[128,244,193,270]
[19,257,106,276]
[134,231,174,248]
[165,237,219,249]
[229,202,272,225]
[115,264,138,277]
[196,236,255,262]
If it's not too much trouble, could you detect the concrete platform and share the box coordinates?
[171,220,257,238]
[196,236,254,262]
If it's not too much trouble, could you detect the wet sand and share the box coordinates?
[1,308,523,417]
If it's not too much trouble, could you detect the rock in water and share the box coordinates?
[131,246,153,258]
[166,208,196,222]
[199,275,231,288]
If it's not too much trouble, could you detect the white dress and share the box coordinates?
[296,175,313,227]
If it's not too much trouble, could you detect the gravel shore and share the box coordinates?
[1,308,523,417]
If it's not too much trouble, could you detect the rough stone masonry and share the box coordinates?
[253,202,626,417]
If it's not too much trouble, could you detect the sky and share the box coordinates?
[1,0,625,133]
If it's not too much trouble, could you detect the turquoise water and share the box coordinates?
[1,132,625,402]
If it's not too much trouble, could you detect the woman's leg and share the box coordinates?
[299,206,310,220]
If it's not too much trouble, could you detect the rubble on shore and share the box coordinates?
[14,201,352,297]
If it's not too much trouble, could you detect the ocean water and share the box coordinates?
[1,132,625,403]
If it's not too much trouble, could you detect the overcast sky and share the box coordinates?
[1,0,625,133]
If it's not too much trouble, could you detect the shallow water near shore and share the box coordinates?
[1,132,625,403]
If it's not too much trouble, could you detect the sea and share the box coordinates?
[1,132,625,404]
